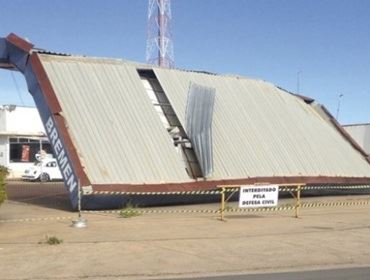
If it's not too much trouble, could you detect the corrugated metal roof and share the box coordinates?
[154,68,370,179]
[39,54,191,184]
[344,124,370,155]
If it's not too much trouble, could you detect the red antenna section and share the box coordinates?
[146,0,174,68]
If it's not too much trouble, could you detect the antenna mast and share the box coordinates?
[146,0,174,68]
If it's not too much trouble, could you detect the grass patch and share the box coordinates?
[0,165,9,206]
[119,202,142,218]
[39,234,63,245]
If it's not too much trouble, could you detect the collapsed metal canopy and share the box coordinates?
[1,33,370,208]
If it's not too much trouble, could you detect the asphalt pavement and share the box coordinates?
[175,267,370,280]
[2,181,370,279]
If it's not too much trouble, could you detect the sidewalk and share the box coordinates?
[1,196,370,279]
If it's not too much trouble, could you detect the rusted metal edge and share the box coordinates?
[92,176,370,193]
[278,85,370,165]
[29,53,91,187]
[276,86,315,104]
[320,105,370,164]
[6,33,33,52]
[274,86,368,165]
[28,54,62,113]
[1,33,91,208]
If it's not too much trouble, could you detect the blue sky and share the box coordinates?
[0,0,369,124]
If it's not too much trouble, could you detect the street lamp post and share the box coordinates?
[296,71,302,94]
[336,94,344,121]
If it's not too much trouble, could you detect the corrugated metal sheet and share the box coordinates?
[39,54,191,184]
[154,68,370,179]
[344,124,370,155]
[185,83,215,177]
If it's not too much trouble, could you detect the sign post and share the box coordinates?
[218,184,305,220]
[294,185,302,218]
[220,187,226,221]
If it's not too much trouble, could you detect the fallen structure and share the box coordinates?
[1,33,370,209]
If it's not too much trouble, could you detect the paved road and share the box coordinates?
[175,267,370,280]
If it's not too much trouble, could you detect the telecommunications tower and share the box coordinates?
[146,0,174,68]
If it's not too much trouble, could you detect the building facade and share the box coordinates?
[0,105,51,178]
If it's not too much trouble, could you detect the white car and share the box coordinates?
[22,158,63,182]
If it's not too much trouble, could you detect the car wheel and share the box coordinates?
[40,173,50,182]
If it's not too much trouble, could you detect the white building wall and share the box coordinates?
[0,109,6,132]
[0,105,47,178]
[5,106,45,135]
[0,135,8,167]
[344,124,370,155]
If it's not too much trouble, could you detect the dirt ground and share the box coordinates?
[1,182,370,280]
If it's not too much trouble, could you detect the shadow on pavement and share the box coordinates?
[5,180,73,211]
[5,180,370,212]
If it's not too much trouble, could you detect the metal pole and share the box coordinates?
[158,0,164,66]
[296,71,302,94]
[71,179,87,228]
[39,139,43,183]
[295,185,302,218]
[220,187,226,221]
[336,94,343,121]
[78,179,82,218]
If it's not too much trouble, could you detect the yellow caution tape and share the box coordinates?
[83,185,370,196]
[301,200,370,208]
[83,199,370,216]
[0,216,73,223]
[83,208,220,215]
[280,185,370,192]
[2,199,369,223]
[83,190,227,196]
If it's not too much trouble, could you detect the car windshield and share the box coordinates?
[33,162,41,166]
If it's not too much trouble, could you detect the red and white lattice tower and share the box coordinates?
[146,0,174,68]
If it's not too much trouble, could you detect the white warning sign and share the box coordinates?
[239,185,279,208]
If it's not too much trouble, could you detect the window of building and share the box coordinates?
[9,137,52,163]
